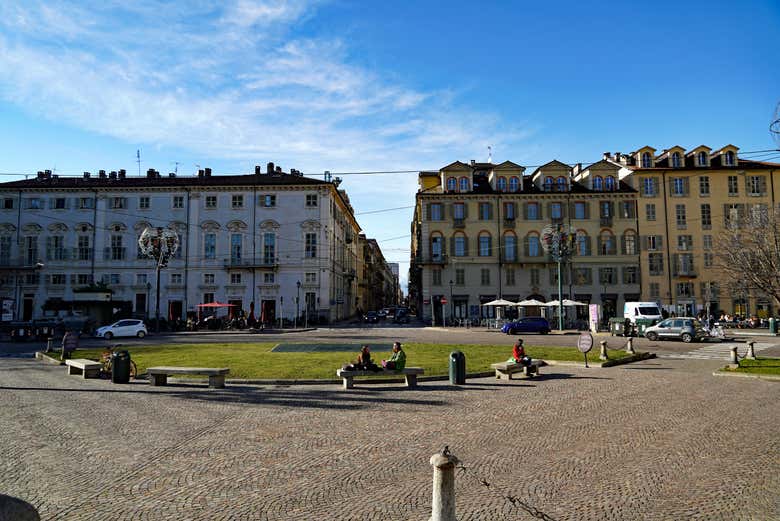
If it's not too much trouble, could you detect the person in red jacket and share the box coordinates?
[512,339,531,366]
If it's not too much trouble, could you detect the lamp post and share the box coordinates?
[146,282,151,321]
[449,279,454,323]
[295,280,301,329]
[138,227,179,333]
[542,224,574,331]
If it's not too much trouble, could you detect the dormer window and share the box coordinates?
[724,151,735,166]
[593,176,603,191]
[543,177,554,192]
[697,151,708,167]
[671,152,682,168]
[497,177,507,192]
[446,177,456,191]
[556,177,567,192]
[605,176,615,191]
[641,152,653,168]
[509,176,520,192]
[459,177,469,192]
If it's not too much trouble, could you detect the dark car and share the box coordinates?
[393,308,410,324]
[363,311,378,323]
[501,317,551,335]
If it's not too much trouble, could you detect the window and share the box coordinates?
[25,272,40,285]
[526,234,541,257]
[24,236,38,264]
[641,152,652,168]
[46,236,65,261]
[504,235,517,261]
[724,151,735,166]
[550,203,563,220]
[646,235,663,251]
[642,177,658,197]
[432,269,442,286]
[671,152,682,168]
[598,231,616,255]
[203,273,215,285]
[620,201,636,219]
[623,267,638,284]
[453,202,465,220]
[593,176,603,191]
[430,203,443,221]
[52,197,67,209]
[699,176,710,196]
[506,268,516,286]
[599,201,613,218]
[431,235,443,261]
[79,197,94,209]
[263,273,275,284]
[203,293,215,304]
[497,177,507,192]
[675,204,687,228]
[204,233,216,259]
[305,272,316,284]
[703,235,713,251]
[704,253,714,267]
[604,176,615,191]
[454,235,466,257]
[446,177,457,191]
[574,268,592,285]
[622,232,637,255]
[526,202,540,220]
[262,194,277,207]
[136,274,148,285]
[748,176,766,196]
[697,151,707,167]
[671,177,686,196]
[263,233,276,263]
[205,195,218,208]
[110,235,125,261]
[76,274,90,285]
[646,203,656,221]
[306,194,318,207]
[503,202,515,220]
[530,268,540,286]
[455,268,465,285]
[701,204,711,228]
[47,273,63,285]
[459,177,469,192]
[0,236,10,265]
[557,177,567,192]
[170,273,183,285]
[649,253,664,275]
[139,196,150,209]
[305,233,317,258]
[1,198,13,210]
[599,268,615,284]
[576,231,591,256]
[574,202,588,219]
[25,198,42,209]
[725,203,745,227]
[543,177,554,192]
[509,177,520,192]
[110,197,126,209]
[172,196,184,209]
[549,267,569,285]
[676,282,694,297]
[478,202,492,220]
[232,195,244,209]
[677,235,693,251]
[480,268,490,286]
[231,234,242,262]
[478,234,492,257]
[649,283,660,298]
[230,273,242,284]
[109,273,121,285]
[728,176,739,196]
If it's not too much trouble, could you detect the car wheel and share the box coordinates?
[540,329,549,335]
[104,332,113,340]
[645,332,658,341]
[681,333,693,343]
[137,331,146,338]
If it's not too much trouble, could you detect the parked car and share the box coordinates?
[95,319,148,339]
[394,308,410,324]
[644,317,706,343]
[377,309,389,320]
[501,317,550,335]
[363,311,379,324]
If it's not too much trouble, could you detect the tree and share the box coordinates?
[715,206,780,308]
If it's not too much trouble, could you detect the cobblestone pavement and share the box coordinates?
[1,356,778,520]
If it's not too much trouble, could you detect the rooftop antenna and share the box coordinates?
[171,161,180,175]
[488,145,493,164]
[136,149,141,177]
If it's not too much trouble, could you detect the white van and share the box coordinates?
[623,302,662,324]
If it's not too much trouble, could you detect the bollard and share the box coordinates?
[599,340,608,361]
[430,448,459,521]
[729,346,738,364]
[625,337,635,355]
[46,337,53,353]
[746,341,756,360]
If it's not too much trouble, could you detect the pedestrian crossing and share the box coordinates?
[664,341,775,361]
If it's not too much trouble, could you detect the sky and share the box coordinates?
[1,0,779,292]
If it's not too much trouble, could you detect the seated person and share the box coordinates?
[512,339,532,366]
[382,342,406,371]
[343,345,380,371]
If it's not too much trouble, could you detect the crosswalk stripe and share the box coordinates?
[664,342,774,360]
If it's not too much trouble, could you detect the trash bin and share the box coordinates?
[111,350,131,384]
[609,318,625,336]
[770,317,777,335]
[449,351,466,385]
[635,318,656,337]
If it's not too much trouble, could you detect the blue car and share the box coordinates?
[501,317,551,335]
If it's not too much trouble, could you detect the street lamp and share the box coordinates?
[542,223,574,331]
[295,280,301,329]
[138,227,179,333]
[146,282,151,320]
[449,279,454,323]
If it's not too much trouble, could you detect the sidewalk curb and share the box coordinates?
[712,370,780,381]
[35,351,64,365]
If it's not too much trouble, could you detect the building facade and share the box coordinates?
[0,163,368,325]
[357,234,397,313]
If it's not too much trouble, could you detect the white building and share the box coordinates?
[0,163,361,326]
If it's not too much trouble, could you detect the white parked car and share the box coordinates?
[95,319,148,339]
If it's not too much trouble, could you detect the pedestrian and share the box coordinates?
[511,339,532,367]
[61,329,79,360]
[382,342,406,371]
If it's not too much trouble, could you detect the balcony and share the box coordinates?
[223,256,279,269]
[599,217,613,227]
[503,218,516,229]
[416,254,448,265]
[453,218,465,229]
[0,256,45,270]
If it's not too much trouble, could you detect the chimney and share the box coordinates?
[169,172,176,178]
[602,152,610,160]
[118,169,126,179]
[204,167,212,177]
[146,168,155,178]
[99,170,107,178]
[613,152,621,161]
[255,165,262,175]
[83,171,91,179]
[198,169,204,178]
[109,171,117,180]
[470,159,476,166]
[267,162,275,174]
[275,166,282,174]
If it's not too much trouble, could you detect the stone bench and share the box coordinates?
[490,360,542,380]
[65,358,102,379]
[335,367,424,390]
[146,367,230,389]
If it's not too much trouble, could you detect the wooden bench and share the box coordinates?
[146,367,230,389]
[65,358,102,379]
[335,367,424,390]
[490,360,542,380]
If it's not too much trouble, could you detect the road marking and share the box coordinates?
[664,342,774,361]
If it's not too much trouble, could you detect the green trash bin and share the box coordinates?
[635,318,655,337]
[770,317,777,335]
[449,351,466,385]
[609,317,626,336]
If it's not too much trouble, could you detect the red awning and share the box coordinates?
[196,302,236,308]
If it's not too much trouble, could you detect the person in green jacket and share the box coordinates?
[382,342,406,371]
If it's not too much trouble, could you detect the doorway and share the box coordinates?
[261,300,276,325]
[168,300,183,322]
[23,295,34,321]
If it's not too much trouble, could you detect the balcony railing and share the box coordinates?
[453,218,465,229]
[503,218,516,229]
[223,256,279,269]
[416,254,448,265]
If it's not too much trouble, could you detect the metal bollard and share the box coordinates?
[625,337,635,355]
[746,341,756,360]
[430,448,459,521]
[729,346,738,364]
[599,340,608,361]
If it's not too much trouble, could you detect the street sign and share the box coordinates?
[423,299,430,305]
[440,297,448,304]
[577,332,594,353]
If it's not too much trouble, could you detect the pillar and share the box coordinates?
[430,449,459,521]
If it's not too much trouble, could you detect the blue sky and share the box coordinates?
[1,0,779,290]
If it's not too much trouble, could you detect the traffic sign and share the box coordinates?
[577,332,594,353]
[440,297,448,304]
[423,299,430,305]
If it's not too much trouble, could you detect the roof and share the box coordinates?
[530,159,571,177]
[629,159,780,172]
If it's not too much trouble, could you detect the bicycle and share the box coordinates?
[100,348,138,379]
[704,325,725,340]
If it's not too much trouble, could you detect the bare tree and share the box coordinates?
[715,206,780,308]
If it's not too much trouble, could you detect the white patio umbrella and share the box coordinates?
[482,299,517,306]
[544,299,588,306]
[515,298,547,306]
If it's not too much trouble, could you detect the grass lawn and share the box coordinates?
[723,357,780,376]
[71,342,634,380]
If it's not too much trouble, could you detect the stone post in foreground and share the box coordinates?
[729,346,738,364]
[625,337,635,355]
[746,341,756,360]
[599,340,609,361]
[430,447,459,521]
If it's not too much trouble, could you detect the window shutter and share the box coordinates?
[657,235,664,252]
[488,203,494,220]
[671,254,679,276]
[584,236,592,255]
[683,177,690,196]
[450,236,456,256]
[440,238,446,256]
[463,237,469,257]
[463,202,469,219]
[561,202,568,218]
[70,274,76,285]
[522,202,528,219]
[488,236,493,256]
[609,201,615,216]
[620,235,626,255]
[640,235,647,251]
[538,204,544,219]
[761,176,768,195]
[425,204,431,221]
[745,176,751,194]
[523,237,529,257]
[584,202,590,219]
[546,202,552,218]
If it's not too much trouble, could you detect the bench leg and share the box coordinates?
[208,375,225,389]
[342,376,353,390]
[83,368,99,379]
[150,374,167,386]
[496,370,512,380]
[67,365,79,376]
[405,374,417,388]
